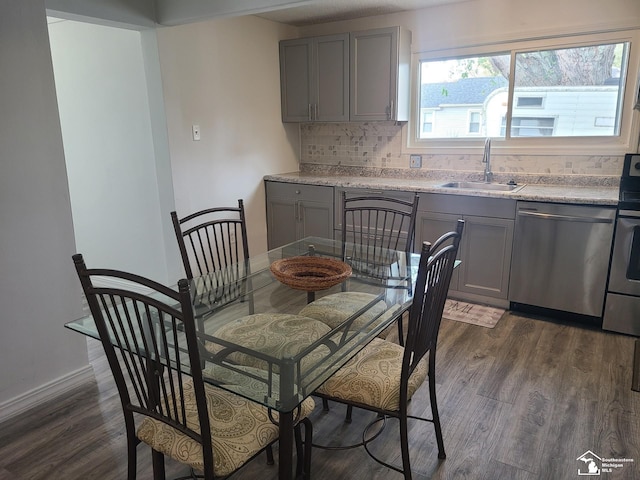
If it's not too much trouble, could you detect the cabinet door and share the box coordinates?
[315,34,349,122]
[266,182,334,249]
[350,27,397,121]
[458,216,514,300]
[299,200,334,239]
[280,39,312,122]
[266,196,298,249]
[415,211,462,290]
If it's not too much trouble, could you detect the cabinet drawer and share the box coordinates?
[266,181,333,202]
[418,193,516,219]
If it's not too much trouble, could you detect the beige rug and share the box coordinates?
[442,299,505,328]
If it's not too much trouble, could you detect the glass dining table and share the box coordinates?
[66,236,420,480]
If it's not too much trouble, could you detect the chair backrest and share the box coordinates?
[402,219,464,383]
[341,191,419,280]
[72,254,214,474]
[171,200,249,279]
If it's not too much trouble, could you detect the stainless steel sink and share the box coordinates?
[440,181,524,192]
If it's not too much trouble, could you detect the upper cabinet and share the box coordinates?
[350,27,411,122]
[279,34,349,122]
[279,27,411,122]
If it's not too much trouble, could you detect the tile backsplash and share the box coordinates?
[300,122,625,186]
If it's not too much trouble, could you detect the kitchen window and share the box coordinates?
[410,31,640,154]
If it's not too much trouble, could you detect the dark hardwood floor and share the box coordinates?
[1,310,639,479]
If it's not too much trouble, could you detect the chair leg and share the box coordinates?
[399,413,412,480]
[294,419,313,479]
[345,404,353,423]
[266,445,275,465]
[151,449,166,480]
[322,398,330,411]
[124,418,138,480]
[429,355,446,459]
[295,426,303,478]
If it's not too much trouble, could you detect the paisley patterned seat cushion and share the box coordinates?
[315,337,428,412]
[298,292,395,334]
[208,313,333,373]
[137,379,315,477]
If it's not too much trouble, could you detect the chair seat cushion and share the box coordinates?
[315,337,428,411]
[208,313,332,373]
[298,292,392,331]
[137,379,315,477]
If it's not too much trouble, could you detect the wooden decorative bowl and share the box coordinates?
[270,256,352,292]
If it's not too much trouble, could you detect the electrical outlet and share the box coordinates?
[410,154,422,168]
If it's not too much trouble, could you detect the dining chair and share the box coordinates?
[171,200,249,279]
[72,254,313,480]
[312,220,464,479]
[171,200,254,318]
[299,190,420,343]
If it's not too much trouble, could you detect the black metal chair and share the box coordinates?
[171,200,254,318]
[312,220,464,479]
[299,191,419,342]
[171,200,249,279]
[73,254,313,480]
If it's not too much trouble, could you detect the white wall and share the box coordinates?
[156,15,300,255]
[48,19,177,283]
[0,0,89,418]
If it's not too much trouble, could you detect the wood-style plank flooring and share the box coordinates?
[1,310,639,479]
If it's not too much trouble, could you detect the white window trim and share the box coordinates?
[405,30,640,156]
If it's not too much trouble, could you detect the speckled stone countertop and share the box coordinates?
[264,171,620,206]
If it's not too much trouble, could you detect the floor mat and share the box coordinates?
[442,299,505,328]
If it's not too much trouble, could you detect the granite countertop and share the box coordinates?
[264,171,619,206]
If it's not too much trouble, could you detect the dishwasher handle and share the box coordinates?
[517,209,614,224]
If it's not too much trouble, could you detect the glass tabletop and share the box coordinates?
[66,236,419,412]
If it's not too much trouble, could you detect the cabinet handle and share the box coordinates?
[315,104,318,120]
[308,104,312,121]
[388,100,394,120]
[517,210,613,224]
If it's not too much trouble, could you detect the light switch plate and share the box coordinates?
[410,154,422,168]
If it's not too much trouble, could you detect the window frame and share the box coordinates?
[407,30,640,156]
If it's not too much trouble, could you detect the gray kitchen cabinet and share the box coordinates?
[279,34,349,122]
[416,194,516,307]
[349,26,411,122]
[265,181,334,249]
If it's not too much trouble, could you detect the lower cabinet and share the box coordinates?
[265,183,515,306]
[265,181,334,249]
[416,194,515,307]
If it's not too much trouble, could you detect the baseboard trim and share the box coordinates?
[0,365,94,424]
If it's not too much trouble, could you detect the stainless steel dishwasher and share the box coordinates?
[509,201,615,318]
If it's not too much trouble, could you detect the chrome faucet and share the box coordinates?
[482,137,493,183]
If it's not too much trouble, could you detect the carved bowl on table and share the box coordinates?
[270,256,352,292]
